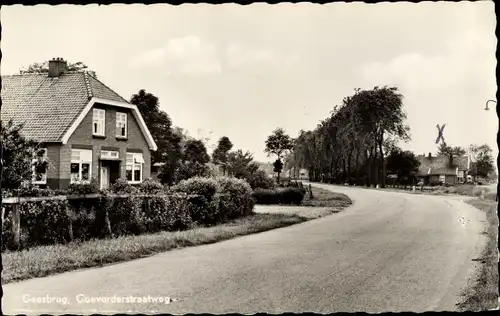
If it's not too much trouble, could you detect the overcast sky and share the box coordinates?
[1,3,497,162]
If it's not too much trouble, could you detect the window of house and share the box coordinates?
[126,152,144,183]
[32,148,48,184]
[93,108,106,136]
[116,112,127,137]
[71,149,92,183]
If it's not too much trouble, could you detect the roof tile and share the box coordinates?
[1,71,129,143]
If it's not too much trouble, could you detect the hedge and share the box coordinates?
[252,187,306,205]
[1,177,256,251]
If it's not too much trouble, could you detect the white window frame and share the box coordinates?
[70,149,93,184]
[93,108,106,136]
[116,112,128,138]
[126,152,144,184]
[32,148,48,185]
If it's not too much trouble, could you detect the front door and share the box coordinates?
[101,164,110,190]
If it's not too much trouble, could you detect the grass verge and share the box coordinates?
[1,213,307,285]
[254,186,353,220]
[457,198,499,311]
[302,185,352,208]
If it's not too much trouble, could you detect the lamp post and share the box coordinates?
[485,99,496,111]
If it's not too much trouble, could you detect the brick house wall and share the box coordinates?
[45,143,61,189]
[56,103,151,189]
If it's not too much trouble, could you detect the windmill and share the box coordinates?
[435,123,446,146]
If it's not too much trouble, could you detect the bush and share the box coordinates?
[216,176,254,219]
[246,170,275,190]
[67,178,100,195]
[105,179,145,236]
[2,199,71,249]
[139,178,165,195]
[172,177,221,225]
[252,187,306,205]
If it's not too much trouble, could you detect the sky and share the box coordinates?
[1,2,497,163]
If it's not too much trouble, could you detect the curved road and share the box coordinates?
[3,183,488,314]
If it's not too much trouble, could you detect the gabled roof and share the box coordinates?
[416,155,469,176]
[1,72,157,150]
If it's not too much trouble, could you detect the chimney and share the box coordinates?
[48,57,67,77]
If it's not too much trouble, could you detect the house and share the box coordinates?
[1,58,157,190]
[416,153,470,186]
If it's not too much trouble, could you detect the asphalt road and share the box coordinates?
[2,183,488,314]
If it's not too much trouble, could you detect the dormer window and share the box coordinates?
[93,108,105,136]
[116,112,127,138]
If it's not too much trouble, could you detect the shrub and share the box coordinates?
[252,189,277,205]
[172,177,221,225]
[18,199,70,248]
[67,178,100,195]
[246,170,275,190]
[104,179,145,236]
[139,178,165,194]
[15,182,55,197]
[216,176,254,219]
[280,187,306,205]
[252,187,306,205]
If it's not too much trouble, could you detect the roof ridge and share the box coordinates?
[82,72,94,100]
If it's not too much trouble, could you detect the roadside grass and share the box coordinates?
[432,185,495,200]
[357,182,497,201]
[255,186,353,220]
[457,198,499,311]
[1,213,307,285]
[302,185,352,208]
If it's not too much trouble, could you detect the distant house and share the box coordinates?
[416,153,470,186]
[1,58,157,190]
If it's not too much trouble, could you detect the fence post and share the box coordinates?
[11,192,21,250]
[102,196,113,237]
[66,204,74,243]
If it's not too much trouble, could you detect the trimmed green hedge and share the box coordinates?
[252,187,306,205]
[2,177,256,251]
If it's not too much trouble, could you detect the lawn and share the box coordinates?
[1,185,352,284]
[457,198,499,311]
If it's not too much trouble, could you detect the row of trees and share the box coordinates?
[278,86,495,186]
[287,86,410,187]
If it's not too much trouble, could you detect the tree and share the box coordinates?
[436,143,467,167]
[20,60,97,77]
[386,148,421,184]
[130,89,183,185]
[468,144,494,179]
[226,149,257,178]
[265,128,294,183]
[1,120,48,190]
[273,159,284,182]
[212,136,234,175]
[164,138,212,183]
[183,139,210,165]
